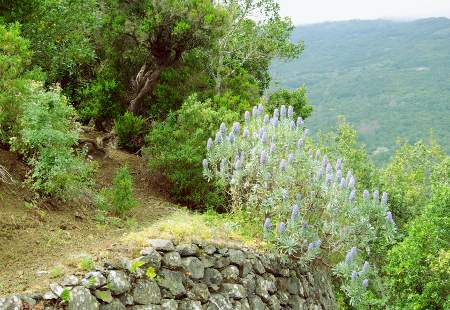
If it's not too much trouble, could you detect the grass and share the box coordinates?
[122,208,266,251]
[79,256,95,271]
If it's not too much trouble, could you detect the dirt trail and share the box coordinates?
[0,147,177,295]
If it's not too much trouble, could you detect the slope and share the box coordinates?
[270,18,450,163]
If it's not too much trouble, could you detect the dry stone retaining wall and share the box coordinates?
[0,239,336,309]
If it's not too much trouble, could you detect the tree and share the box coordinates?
[102,0,226,115]
[385,182,450,309]
[207,0,303,95]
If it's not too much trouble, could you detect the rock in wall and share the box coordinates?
[0,239,336,309]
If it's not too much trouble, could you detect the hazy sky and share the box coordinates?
[278,0,450,25]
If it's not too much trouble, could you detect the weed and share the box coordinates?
[79,256,94,271]
[50,266,64,278]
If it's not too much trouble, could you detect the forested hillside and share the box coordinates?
[271,18,450,163]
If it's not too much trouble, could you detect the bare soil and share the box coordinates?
[0,147,177,295]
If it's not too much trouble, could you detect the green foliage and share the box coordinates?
[380,140,448,228]
[271,18,450,163]
[204,103,396,307]
[266,87,312,119]
[10,0,99,85]
[385,184,450,309]
[49,266,64,279]
[96,166,137,216]
[317,116,379,192]
[79,256,94,271]
[144,95,242,208]
[76,67,124,124]
[129,261,145,273]
[0,24,95,201]
[60,288,71,303]
[114,112,146,151]
[145,267,157,279]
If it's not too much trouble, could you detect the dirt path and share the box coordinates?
[0,148,177,295]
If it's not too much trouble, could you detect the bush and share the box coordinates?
[0,24,96,201]
[380,140,448,228]
[96,166,137,216]
[203,103,397,307]
[385,183,450,309]
[266,87,312,119]
[114,112,146,151]
[144,94,243,208]
[317,116,379,192]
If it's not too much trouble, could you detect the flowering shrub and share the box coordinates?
[203,103,397,306]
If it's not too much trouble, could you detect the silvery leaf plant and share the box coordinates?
[203,103,396,306]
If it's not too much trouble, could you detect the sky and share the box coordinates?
[278,0,450,25]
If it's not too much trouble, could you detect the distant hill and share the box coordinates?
[270,18,450,163]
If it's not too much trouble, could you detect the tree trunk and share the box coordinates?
[128,64,162,115]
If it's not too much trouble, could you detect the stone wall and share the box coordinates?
[0,239,336,310]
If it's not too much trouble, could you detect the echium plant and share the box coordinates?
[203,103,397,306]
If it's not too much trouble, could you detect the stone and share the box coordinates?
[176,244,199,256]
[94,290,113,303]
[82,271,107,289]
[221,283,247,299]
[162,252,182,269]
[43,291,58,300]
[131,306,162,310]
[107,270,131,295]
[253,259,265,274]
[62,275,79,286]
[158,269,186,297]
[161,299,178,310]
[191,283,210,302]
[240,298,251,310]
[68,286,99,310]
[218,247,228,255]
[255,276,275,301]
[119,293,134,306]
[99,299,126,310]
[148,239,175,251]
[206,294,233,310]
[269,295,281,310]
[138,248,162,270]
[203,268,223,290]
[49,282,64,296]
[288,295,306,309]
[248,295,266,310]
[241,274,256,295]
[221,265,239,281]
[203,245,216,255]
[240,261,252,277]
[0,296,22,310]
[132,279,161,305]
[200,256,215,268]
[287,277,300,294]
[178,300,202,310]
[228,249,245,266]
[181,257,204,279]
[214,256,230,269]
[20,296,37,307]
[276,290,290,305]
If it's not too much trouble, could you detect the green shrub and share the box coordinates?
[76,65,124,124]
[144,94,242,208]
[380,140,448,228]
[96,166,137,216]
[203,103,397,307]
[266,86,312,119]
[0,24,95,201]
[385,183,450,309]
[317,116,379,192]
[114,112,146,151]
